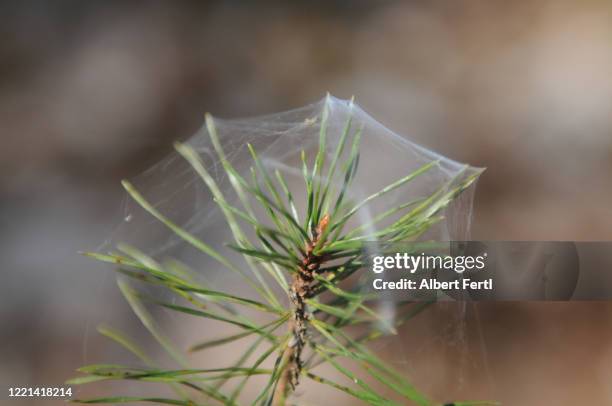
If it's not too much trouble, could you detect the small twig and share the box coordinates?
[272,215,329,405]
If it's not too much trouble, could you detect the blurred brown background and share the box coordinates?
[1,1,612,405]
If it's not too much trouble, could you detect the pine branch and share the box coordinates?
[71,98,494,406]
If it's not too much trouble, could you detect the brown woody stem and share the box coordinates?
[271,214,329,406]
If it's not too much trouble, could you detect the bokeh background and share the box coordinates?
[2,1,612,405]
